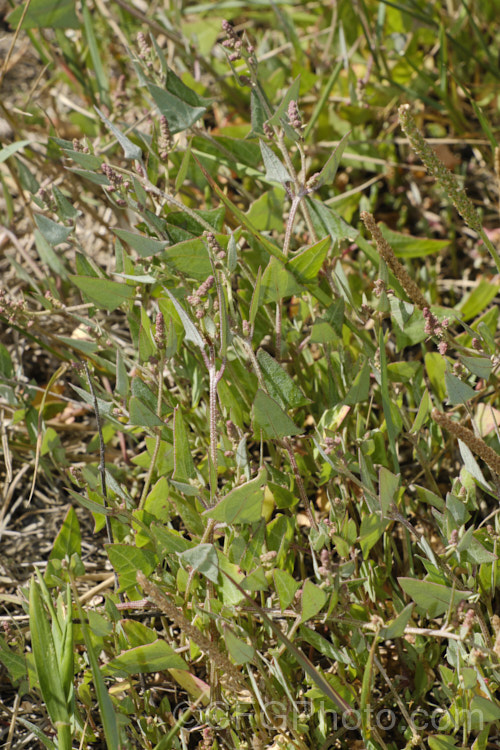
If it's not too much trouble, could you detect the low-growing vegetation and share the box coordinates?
[1,1,500,749]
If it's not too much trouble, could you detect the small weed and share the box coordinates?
[1,2,500,750]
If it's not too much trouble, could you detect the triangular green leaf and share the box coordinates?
[445,372,476,405]
[106,544,157,590]
[162,287,206,349]
[179,543,219,583]
[301,580,327,622]
[379,467,400,517]
[273,568,300,610]
[129,393,163,426]
[113,229,167,257]
[173,405,196,481]
[7,0,78,28]
[398,578,471,618]
[459,355,493,380]
[379,223,450,258]
[344,359,370,405]
[70,275,135,310]
[316,132,350,188]
[287,236,330,284]
[204,468,266,524]
[259,140,292,184]
[0,140,30,163]
[257,349,309,409]
[161,238,212,280]
[224,627,255,664]
[359,513,388,557]
[50,506,81,561]
[148,83,207,134]
[252,390,301,439]
[381,603,414,639]
[107,640,187,674]
[95,107,143,161]
[261,256,301,303]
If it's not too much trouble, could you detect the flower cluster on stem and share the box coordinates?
[399,104,500,273]
[361,211,429,310]
[432,408,500,477]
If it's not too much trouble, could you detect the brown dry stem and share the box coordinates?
[137,571,248,693]
[360,210,429,310]
[432,408,500,477]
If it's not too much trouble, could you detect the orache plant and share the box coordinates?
[2,3,500,750]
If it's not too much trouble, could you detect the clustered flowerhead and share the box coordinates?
[68,465,85,486]
[102,163,123,188]
[186,276,216,319]
[221,20,255,67]
[204,231,226,267]
[158,115,172,161]
[423,307,449,354]
[137,32,152,67]
[221,20,243,61]
[305,172,320,193]
[461,608,476,636]
[154,311,165,350]
[72,138,89,154]
[323,435,342,456]
[224,419,238,457]
[263,121,274,140]
[238,74,252,87]
[226,419,239,442]
[0,289,32,326]
[318,548,333,577]
[288,100,302,131]
[197,276,216,297]
[494,628,500,660]
[399,104,482,234]
[101,164,129,207]
[432,408,500,477]
[204,231,223,256]
[448,528,458,547]
[373,278,386,298]
[38,187,56,212]
[361,211,429,310]
[44,290,62,309]
[199,727,215,750]
[260,550,277,570]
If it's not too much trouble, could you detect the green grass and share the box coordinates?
[1,1,500,749]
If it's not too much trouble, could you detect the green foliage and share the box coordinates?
[2,1,500,749]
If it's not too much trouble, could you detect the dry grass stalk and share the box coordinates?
[432,408,500,477]
[398,104,482,234]
[360,210,429,310]
[137,571,248,693]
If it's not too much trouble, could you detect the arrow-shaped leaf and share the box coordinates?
[162,286,206,350]
[316,132,350,188]
[221,569,355,715]
[260,140,292,184]
[95,106,143,161]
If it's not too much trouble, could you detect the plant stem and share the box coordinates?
[275,302,282,360]
[138,350,165,511]
[204,344,226,505]
[283,437,318,530]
